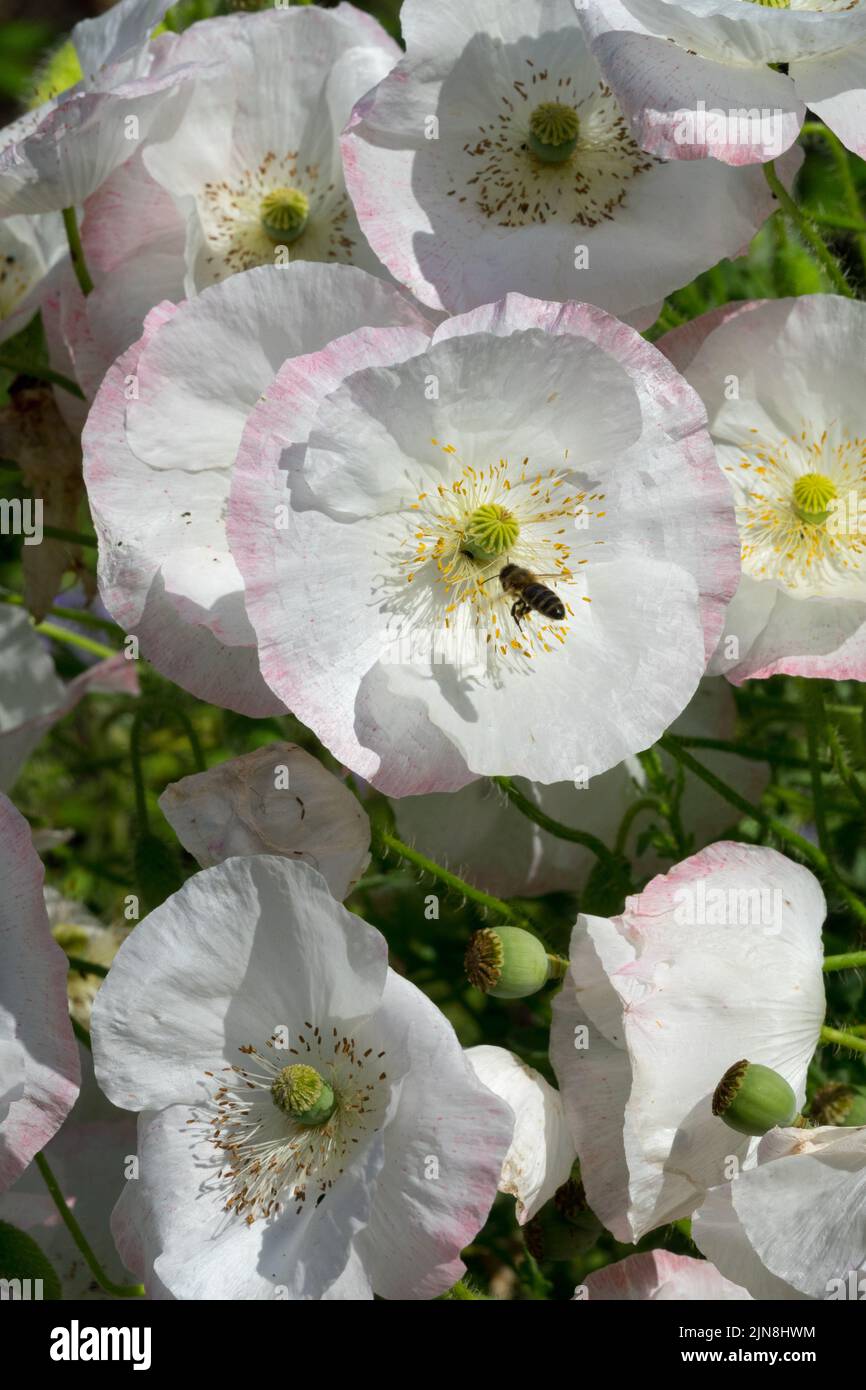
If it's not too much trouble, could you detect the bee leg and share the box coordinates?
[511,600,529,631]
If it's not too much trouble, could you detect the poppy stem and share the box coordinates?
[61,205,94,296]
[763,162,853,298]
[34,1152,144,1297]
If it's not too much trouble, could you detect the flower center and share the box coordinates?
[742,0,790,7]
[462,503,520,563]
[792,471,837,526]
[271,1063,336,1126]
[259,186,310,244]
[199,1031,388,1223]
[528,102,580,164]
[724,424,866,595]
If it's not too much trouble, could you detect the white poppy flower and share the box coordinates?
[466,1045,575,1224]
[0,0,190,216]
[341,0,791,318]
[661,294,866,682]
[693,1124,866,1301]
[578,1249,751,1300]
[229,292,738,793]
[0,605,139,793]
[0,213,67,346]
[578,0,866,164]
[394,678,768,898]
[90,856,514,1300]
[0,794,79,1191]
[82,261,432,713]
[62,4,401,390]
[159,741,370,900]
[549,842,826,1242]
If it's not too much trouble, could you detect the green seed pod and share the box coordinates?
[809,1082,866,1128]
[528,102,580,164]
[712,1059,798,1137]
[524,1180,602,1262]
[464,926,552,999]
[271,1064,336,1127]
[260,187,310,244]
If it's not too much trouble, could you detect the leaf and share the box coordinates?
[0,1219,62,1299]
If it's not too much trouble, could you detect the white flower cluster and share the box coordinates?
[1,0,865,1305]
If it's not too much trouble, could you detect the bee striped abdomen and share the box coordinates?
[523,583,565,620]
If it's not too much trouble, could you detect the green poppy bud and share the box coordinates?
[464,926,553,999]
[524,1180,602,1261]
[712,1059,798,1137]
[809,1082,866,1128]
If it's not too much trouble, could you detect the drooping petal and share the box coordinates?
[466,1045,574,1224]
[579,1249,751,1301]
[0,795,79,1191]
[159,742,370,900]
[550,842,825,1242]
[694,1125,866,1301]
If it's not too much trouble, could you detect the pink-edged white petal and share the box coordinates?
[579,0,866,161]
[660,295,866,682]
[91,856,388,1112]
[793,44,866,161]
[357,976,515,1299]
[91,855,512,1299]
[394,677,767,899]
[694,1125,866,1301]
[231,292,737,792]
[159,741,370,900]
[466,1045,575,1224]
[579,1249,751,1301]
[343,0,791,315]
[0,1051,138,1298]
[550,842,825,1242]
[83,261,430,713]
[0,795,79,1191]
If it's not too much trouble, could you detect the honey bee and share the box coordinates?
[498,563,566,630]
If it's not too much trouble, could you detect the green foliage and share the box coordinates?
[0,1220,62,1299]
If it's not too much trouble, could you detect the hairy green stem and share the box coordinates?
[493,775,618,864]
[0,591,120,634]
[802,680,831,857]
[824,719,866,816]
[61,206,94,296]
[377,828,528,926]
[801,121,866,277]
[819,1025,866,1057]
[35,620,119,661]
[659,735,866,928]
[41,524,98,548]
[614,797,659,856]
[0,355,85,398]
[763,162,853,297]
[35,1152,144,1297]
[674,733,824,772]
[129,707,151,834]
[823,951,866,973]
